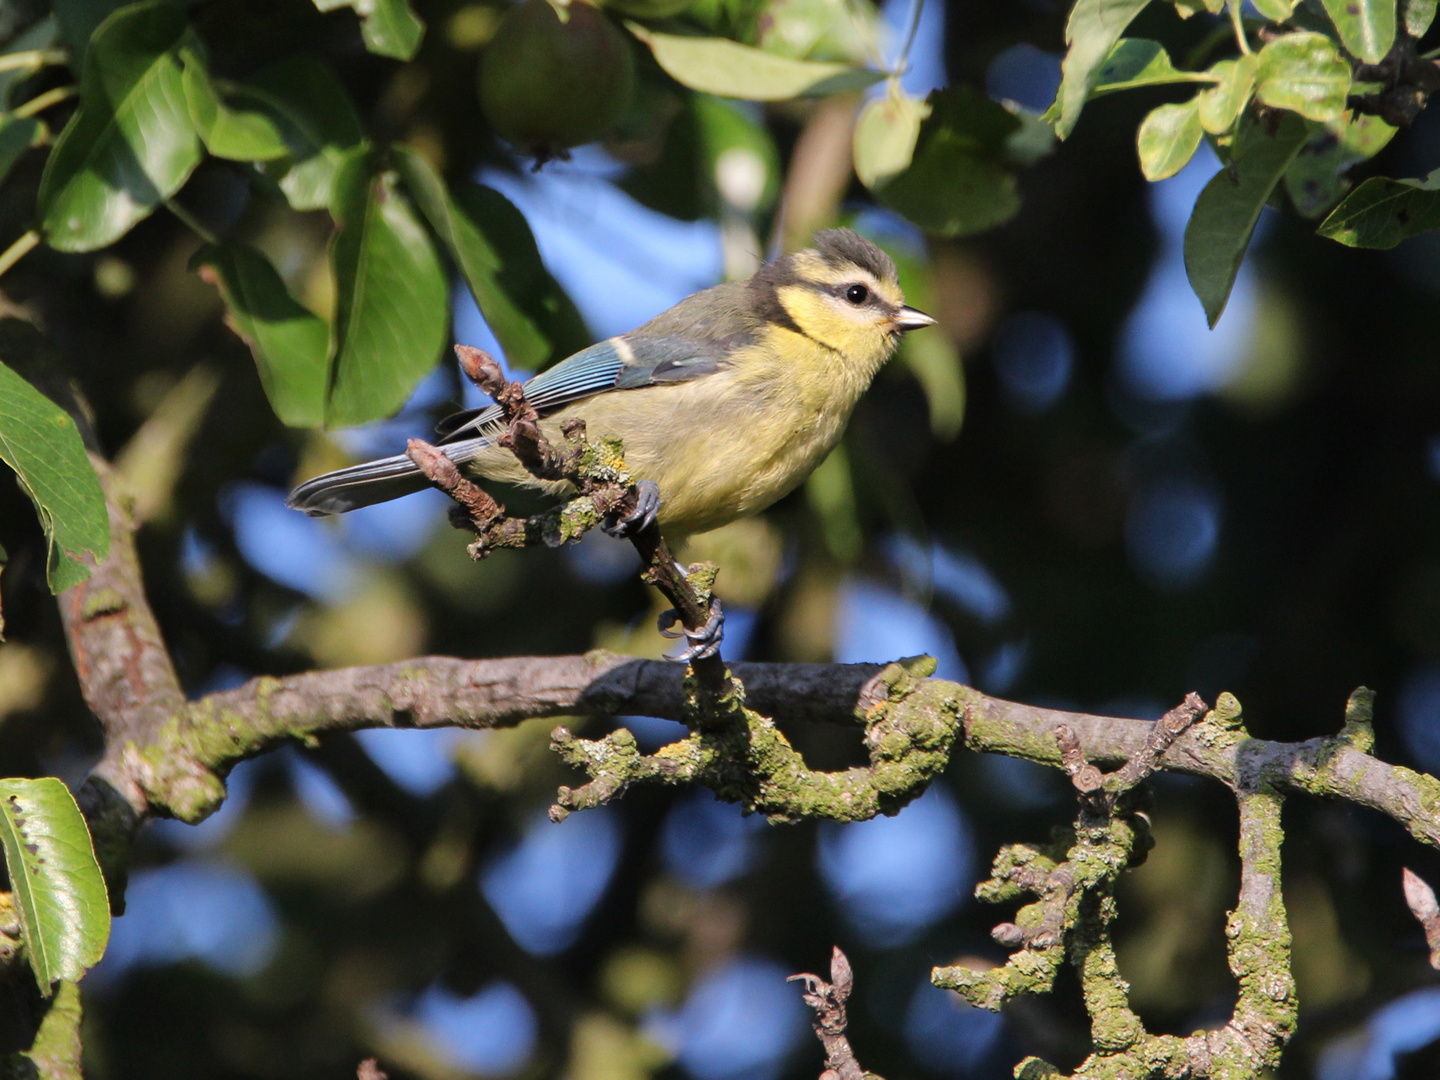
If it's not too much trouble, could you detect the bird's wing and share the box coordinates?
[436,334,730,443]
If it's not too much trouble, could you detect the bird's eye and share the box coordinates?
[845,283,870,305]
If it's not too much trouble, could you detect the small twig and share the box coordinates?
[789,947,873,1080]
[0,231,39,280]
[1403,867,1440,969]
[1054,693,1207,815]
[447,345,732,694]
[1107,691,1207,795]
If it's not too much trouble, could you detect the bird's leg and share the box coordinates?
[602,479,662,539]
[658,597,725,664]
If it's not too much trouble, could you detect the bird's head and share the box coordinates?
[755,228,936,370]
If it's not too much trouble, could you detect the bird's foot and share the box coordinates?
[658,598,724,664]
[602,479,661,539]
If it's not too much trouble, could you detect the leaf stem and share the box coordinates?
[165,200,218,244]
[892,0,925,79]
[1228,1,1253,55]
[0,231,40,280]
[12,85,77,119]
[0,50,67,75]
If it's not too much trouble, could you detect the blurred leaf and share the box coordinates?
[1172,0,1225,13]
[1184,111,1307,326]
[52,0,126,62]
[753,0,873,63]
[853,92,929,190]
[622,92,780,220]
[806,442,861,562]
[1254,31,1351,121]
[1090,39,1199,95]
[192,245,329,427]
[312,0,425,60]
[878,87,1022,237]
[1319,0,1395,63]
[626,23,882,99]
[1317,169,1440,247]
[0,116,43,188]
[14,979,83,1077]
[1284,112,1396,216]
[1251,0,1299,19]
[36,1,203,253]
[455,184,590,365]
[1046,0,1151,138]
[0,360,109,592]
[1138,98,1203,179]
[247,57,366,212]
[327,150,448,427]
[0,17,59,107]
[393,146,554,371]
[180,53,289,162]
[0,541,6,639]
[0,777,110,992]
[1406,0,1438,37]
[1003,103,1058,165]
[1198,55,1256,134]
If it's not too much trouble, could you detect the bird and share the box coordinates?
[288,228,936,654]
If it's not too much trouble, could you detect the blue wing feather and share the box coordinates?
[438,334,726,444]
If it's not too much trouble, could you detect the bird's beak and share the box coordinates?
[892,306,937,332]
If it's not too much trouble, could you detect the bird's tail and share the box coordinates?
[286,439,489,516]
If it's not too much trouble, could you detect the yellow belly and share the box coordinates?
[462,368,860,538]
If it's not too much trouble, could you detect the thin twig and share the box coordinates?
[789,947,872,1080]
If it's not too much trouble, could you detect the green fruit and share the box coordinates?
[479,0,637,154]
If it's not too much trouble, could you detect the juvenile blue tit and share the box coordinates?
[288,228,936,537]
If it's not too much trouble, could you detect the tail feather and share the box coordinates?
[286,439,490,516]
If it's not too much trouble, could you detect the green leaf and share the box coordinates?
[327,150,449,427]
[1317,169,1440,246]
[312,0,425,60]
[1320,0,1395,63]
[192,245,330,427]
[1045,0,1152,138]
[1251,0,1299,20]
[1283,112,1397,217]
[245,57,366,212]
[1138,98,1204,179]
[1198,55,1257,134]
[1184,111,1308,326]
[1090,38,1200,96]
[878,87,1022,237]
[392,147,557,371]
[180,53,289,162]
[37,1,203,253]
[626,23,883,99]
[1172,0,1225,14]
[0,777,110,992]
[1405,0,1438,37]
[0,360,109,592]
[0,116,43,189]
[1254,31,1352,121]
[853,93,930,190]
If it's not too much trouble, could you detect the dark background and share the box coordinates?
[1,0,1439,1077]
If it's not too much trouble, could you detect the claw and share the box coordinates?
[658,598,725,663]
[603,479,661,539]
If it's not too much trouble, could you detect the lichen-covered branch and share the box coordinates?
[550,655,961,823]
[940,702,1296,1080]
